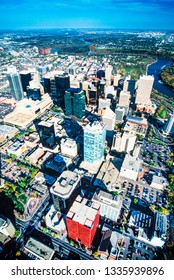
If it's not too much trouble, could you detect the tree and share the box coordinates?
[168,174,174,184]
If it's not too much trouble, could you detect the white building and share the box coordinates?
[0,215,15,238]
[105,86,116,97]
[123,75,131,91]
[45,205,67,239]
[112,132,136,153]
[102,107,116,131]
[50,170,81,213]
[105,66,113,85]
[164,112,174,135]
[60,138,78,158]
[7,141,26,157]
[118,90,130,107]
[24,237,55,260]
[135,75,154,105]
[113,74,121,87]
[120,154,142,181]
[98,98,111,110]
[92,190,122,222]
[150,175,168,190]
[115,107,124,123]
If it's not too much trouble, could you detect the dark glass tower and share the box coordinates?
[20,71,32,92]
[38,121,56,149]
[64,88,86,119]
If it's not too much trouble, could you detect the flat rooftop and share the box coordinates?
[4,112,34,127]
[122,154,141,172]
[24,237,55,260]
[0,124,18,138]
[8,141,25,152]
[67,196,100,228]
[38,121,54,128]
[51,170,80,198]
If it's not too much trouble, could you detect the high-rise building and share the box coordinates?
[99,79,106,98]
[102,107,116,131]
[55,74,70,107]
[84,121,106,164]
[105,66,113,86]
[88,86,98,106]
[123,76,136,95]
[135,75,154,105]
[43,73,70,106]
[118,90,130,107]
[20,70,32,92]
[115,107,124,123]
[26,80,44,101]
[64,88,86,119]
[164,112,174,135]
[43,77,51,93]
[6,66,24,101]
[66,195,100,248]
[97,69,105,79]
[112,132,136,153]
[113,74,121,87]
[60,138,78,158]
[38,121,56,149]
[50,171,81,214]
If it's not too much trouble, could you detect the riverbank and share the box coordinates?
[148,59,174,99]
[160,62,174,91]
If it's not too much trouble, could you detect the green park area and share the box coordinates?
[117,56,155,80]
[0,158,39,218]
[160,63,174,90]
[155,106,168,119]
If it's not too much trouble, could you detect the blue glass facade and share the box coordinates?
[84,121,106,164]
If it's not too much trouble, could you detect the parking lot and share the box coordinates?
[116,233,155,260]
[140,140,172,169]
[120,179,167,210]
[1,157,30,183]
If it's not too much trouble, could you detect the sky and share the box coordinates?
[0,0,174,31]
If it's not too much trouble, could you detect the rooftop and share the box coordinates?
[51,170,80,198]
[67,196,100,228]
[126,116,148,126]
[8,141,25,152]
[121,154,142,172]
[24,237,55,260]
[0,124,18,138]
[38,121,54,128]
[84,121,106,133]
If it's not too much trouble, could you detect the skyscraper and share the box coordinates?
[38,121,56,149]
[88,86,98,106]
[84,121,106,164]
[20,70,32,92]
[164,112,174,135]
[135,75,154,105]
[6,66,24,101]
[55,74,70,107]
[64,88,86,119]
[66,195,100,248]
[26,80,44,101]
[118,90,131,107]
[50,171,81,214]
[123,76,136,95]
[43,73,70,106]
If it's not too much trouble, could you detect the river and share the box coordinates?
[147,59,174,99]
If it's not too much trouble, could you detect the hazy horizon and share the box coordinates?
[0,0,174,31]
